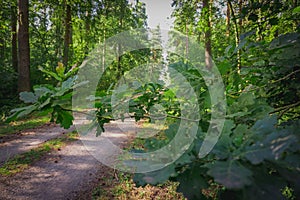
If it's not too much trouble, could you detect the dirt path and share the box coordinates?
[0,140,100,200]
[0,119,137,200]
[0,123,74,165]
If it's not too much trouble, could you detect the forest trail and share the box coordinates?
[0,119,137,200]
[0,123,74,165]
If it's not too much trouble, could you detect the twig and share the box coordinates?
[270,101,300,117]
[227,69,300,96]
[271,69,300,84]
[64,108,200,122]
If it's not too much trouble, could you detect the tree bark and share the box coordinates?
[17,0,30,92]
[0,3,5,67]
[226,1,230,37]
[0,38,4,67]
[84,0,92,56]
[185,22,189,57]
[203,0,213,70]
[63,1,72,68]
[117,1,124,79]
[11,2,18,72]
[228,0,241,73]
[238,0,243,29]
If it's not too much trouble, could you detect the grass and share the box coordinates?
[124,121,169,152]
[0,131,78,176]
[0,112,51,137]
[90,119,186,200]
[95,120,223,200]
[92,118,185,200]
[91,170,186,200]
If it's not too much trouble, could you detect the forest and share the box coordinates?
[0,0,299,199]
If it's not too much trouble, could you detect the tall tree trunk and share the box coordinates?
[117,1,124,79]
[228,0,241,73]
[185,22,189,57]
[11,2,18,72]
[238,0,243,30]
[17,0,30,92]
[84,0,92,56]
[63,1,72,68]
[226,1,230,37]
[102,30,106,73]
[0,38,4,67]
[203,0,213,70]
[256,0,264,41]
[0,3,5,66]
[293,0,299,30]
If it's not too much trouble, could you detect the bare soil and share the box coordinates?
[0,120,135,200]
[0,123,74,165]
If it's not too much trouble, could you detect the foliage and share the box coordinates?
[6,63,84,129]
[133,96,299,199]
[91,170,186,200]
[2,0,300,199]
[131,1,300,199]
[0,113,50,136]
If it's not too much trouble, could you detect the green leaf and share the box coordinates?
[264,132,298,160]
[16,105,37,118]
[7,105,37,122]
[238,92,255,107]
[245,124,298,164]
[217,60,232,75]
[243,169,287,200]
[54,77,75,97]
[293,6,300,14]
[224,45,234,57]
[211,120,235,159]
[38,66,62,81]
[174,152,193,166]
[244,143,272,164]
[176,165,208,200]
[33,86,53,98]
[163,89,176,99]
[207,160,252,189]
[10,106,32,113]
[222,120,235,135]
[133,164,177,186]
[251,115,277,135]
[56,62,65,78]
[232,124,249,146]
[6,105,33,122]
[226,111,251,118]
[65,64,79,78]
[61,76,76,90]
[19,92,38,103]
[56,110,74,129]
[269,33,299,50]
[233,39,247,55]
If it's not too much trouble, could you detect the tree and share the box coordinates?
[226,1,231,37]
[0,1,9,67]
[11,1,18,72]
[203,0,213,69]
[228,0,241,72]
[6,0,300,199]
[17,0,30,92]
[63,0,72,68]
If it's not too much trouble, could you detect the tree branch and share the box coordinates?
[269,101,300,119]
